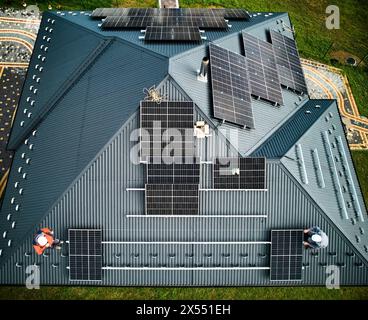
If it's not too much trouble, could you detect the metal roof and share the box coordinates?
[0,10,367,286]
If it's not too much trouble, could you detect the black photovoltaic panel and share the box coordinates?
[270,230,303,281]
[68,229,102,281]
[91,8,153,18]
[213,157,266,189]
[270,30,308,94]
[146,184,199,215]
[145,26,202,42]
[140,101,194,161]
[92,8,250,20]
[101,15,154,28]
[147,157,200,184]
[101,15,228,29]
[242,32,284,106]
[152,16,227,28]
[209,43,254,128]
[220,8,250,20]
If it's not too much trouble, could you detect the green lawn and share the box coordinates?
[0,286,368,300]
[351,151,368,210]
[0,0,367,300]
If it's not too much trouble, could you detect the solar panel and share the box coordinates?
[147,157,200,184]
[270,30,308,94]
[101,15,154,28]
[209,43,254,128]
[242,32,283,106]
[144,26,202,42]
[220,8,250,19]
[213,157,266,189]
[101,15,228,29]
[152,16,228,29]
[140,101,194,161]
[91,8,155,18]
[270,230,303,281]
[68,229,102,281]
[92,7,250,20]
[146,184,199,215]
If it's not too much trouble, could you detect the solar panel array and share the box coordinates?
[270,230,303,281]
[242,32,283,106]
[270,30,308,94]
[145,26,202,42]
[69,229,102,281]
[146,184,199,215]
[147,157,200,184]
[92,8,250,20]
[140,101,194,161]
[101,15,228,29]
[209,43,254,128]
[213,157,266,189]
[140,101,199,215]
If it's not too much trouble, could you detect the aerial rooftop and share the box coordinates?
[0,6,367,286]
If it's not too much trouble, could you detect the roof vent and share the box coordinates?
[197,57,209,82]
[2,231,7,238]
[11,221,16,229]
[194,121,210,138]
[232,168,240,175]
[7,240,12,247]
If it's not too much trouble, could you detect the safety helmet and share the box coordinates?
[311,234,322,243]
[37,235,48,246]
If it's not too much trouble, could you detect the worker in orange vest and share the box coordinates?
[33,228,63,255]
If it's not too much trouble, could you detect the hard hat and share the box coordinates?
[37,235,48,246]
[311,234,322,243]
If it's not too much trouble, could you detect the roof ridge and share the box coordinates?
[251,99,336,158]
[9,37,113,150]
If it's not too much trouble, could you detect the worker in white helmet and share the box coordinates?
[303,226,329,249]
[33,228,63,255]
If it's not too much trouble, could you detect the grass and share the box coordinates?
[0,0,367,300]
[351,151,368,210]
[0,286,368,300]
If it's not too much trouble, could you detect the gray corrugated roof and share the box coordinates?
[280,101,368,260]
[0,24,169,263]
[1,9,367,286]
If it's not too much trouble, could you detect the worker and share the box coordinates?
[303,226,329,249]
[33,228,63,255]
